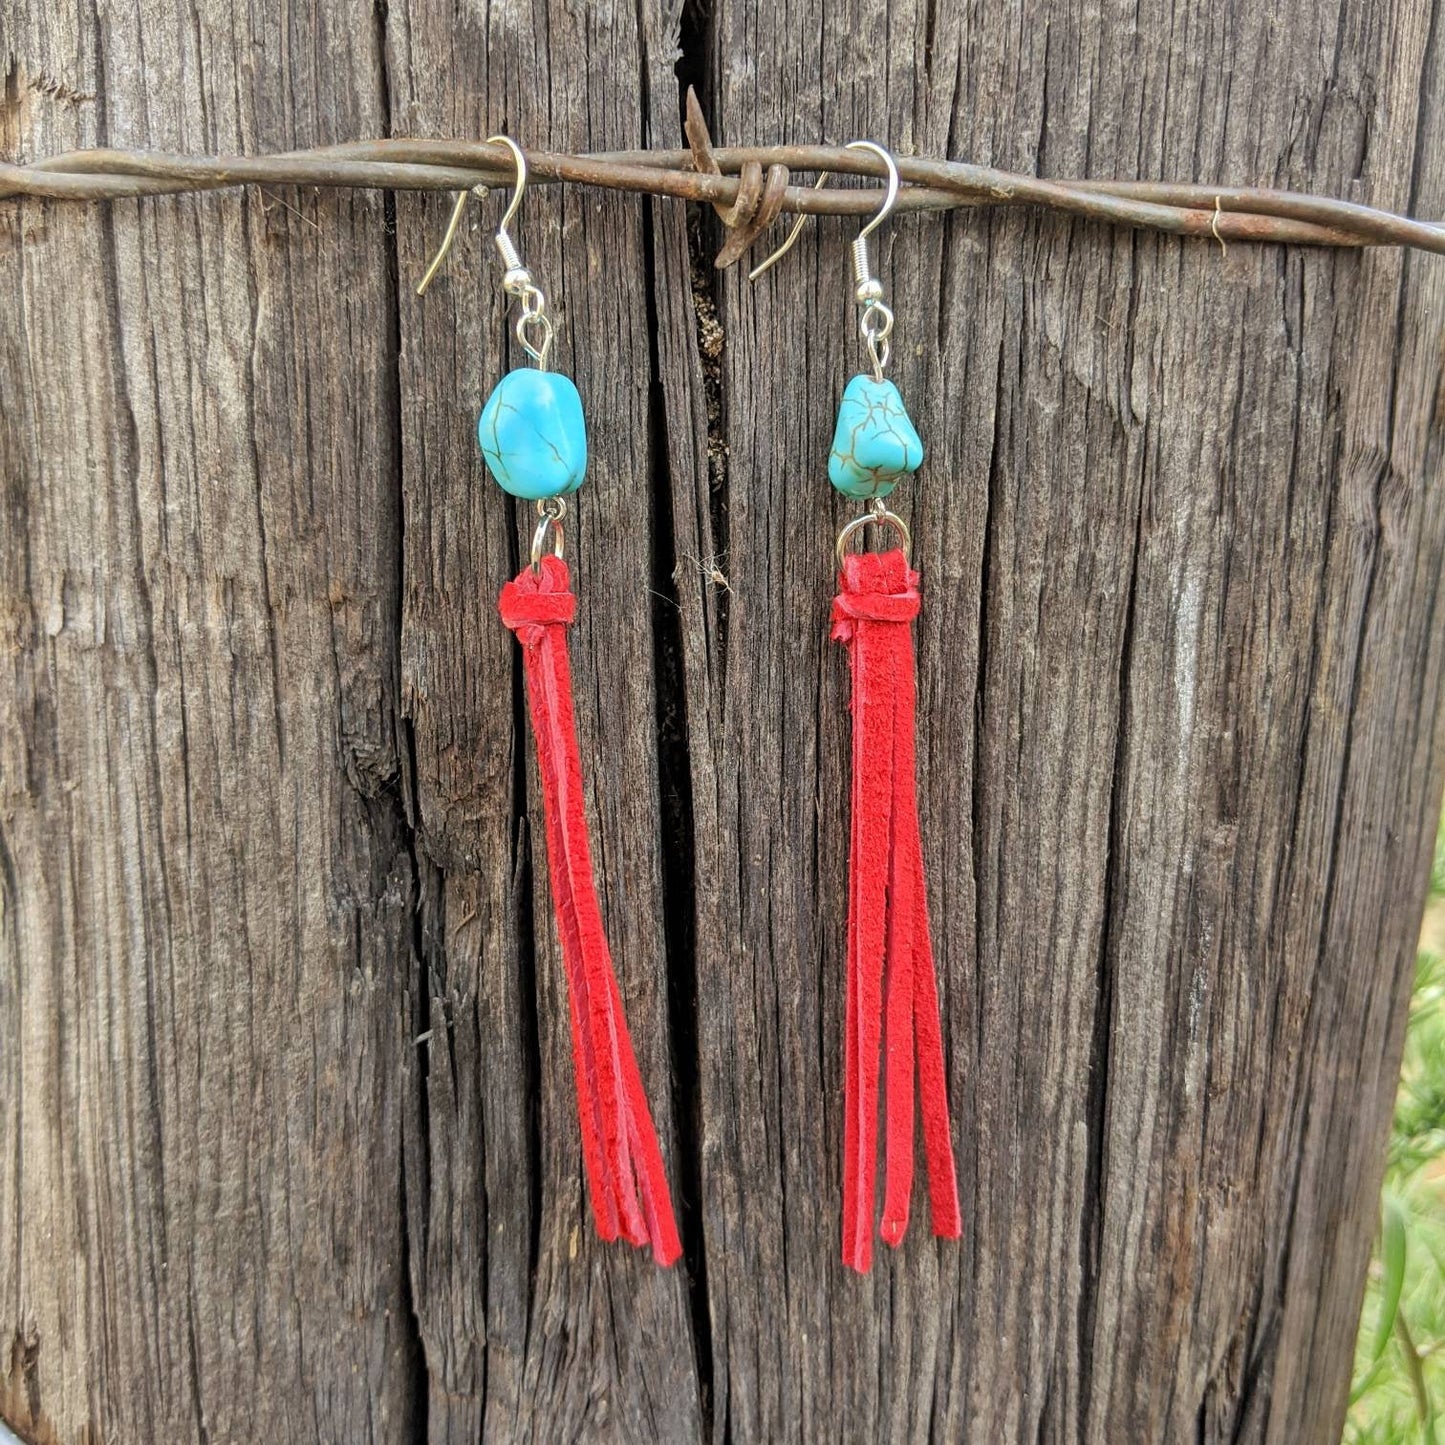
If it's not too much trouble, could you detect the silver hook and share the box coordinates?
[846,140,900,242]
[841,142,899,380]
[485,134,530,279]
[415,135,531,294]
[484,135,554,366]
[489,137,528,236]
[416,135,555,368]
[747,140,899,381]
[746,139,900,281]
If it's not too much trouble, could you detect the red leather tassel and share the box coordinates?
[499,555,681,1266]
[831,548,961,1273]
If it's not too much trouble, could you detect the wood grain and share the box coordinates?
[0,1,416,1441]
[655,0,1445,1441]
[2,0,1443,1441]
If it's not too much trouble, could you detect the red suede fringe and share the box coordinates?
[500,556,681,1266]
[831,549,962,1273]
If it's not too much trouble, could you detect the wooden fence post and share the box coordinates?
[2,1,1443,1441]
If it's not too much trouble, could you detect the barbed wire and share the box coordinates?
[2,90,1440,268]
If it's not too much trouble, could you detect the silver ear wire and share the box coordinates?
[484,135,555,368]
[746,140,900,380]
[842,141,898,380]
[415,135,555,368]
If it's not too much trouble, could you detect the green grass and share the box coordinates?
[1346,817,1445,1444]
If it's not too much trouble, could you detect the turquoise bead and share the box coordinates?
[827,374,924,498]
[478,368,587,499]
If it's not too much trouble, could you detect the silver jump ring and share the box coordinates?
[835,498,911,569]
[530,497,566,572]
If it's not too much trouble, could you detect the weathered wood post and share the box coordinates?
[2,1,1443,1441]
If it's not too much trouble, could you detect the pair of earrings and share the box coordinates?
[418,136,957,1275]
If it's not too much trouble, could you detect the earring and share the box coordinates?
[418,138,680,1266]
[753,142,960,1273]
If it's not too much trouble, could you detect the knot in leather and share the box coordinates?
[499,555,577,643]
[831,549,920,640]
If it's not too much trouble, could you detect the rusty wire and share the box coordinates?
[2,90,1441,268]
